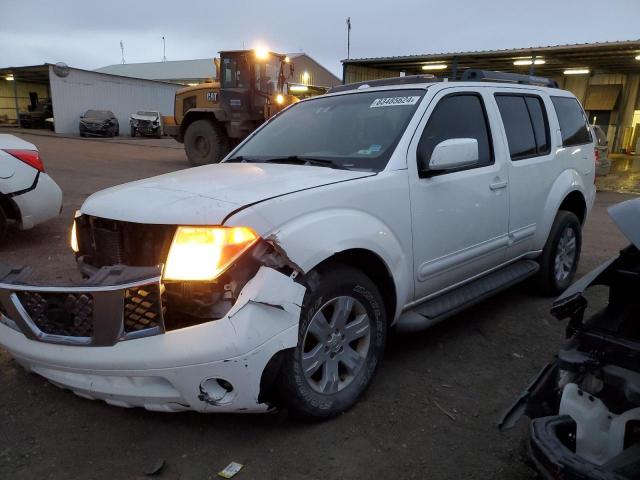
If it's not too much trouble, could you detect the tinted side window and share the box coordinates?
[525,97,550,154]
[495,95,536,159]
[495,94,551,160]
[551,96,593,146]
[418,94,492,170]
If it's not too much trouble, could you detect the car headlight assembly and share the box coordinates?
[163,226,259,281]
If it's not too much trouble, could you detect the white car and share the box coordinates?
[0,71,596,418]
[0,134,62,240]
[130,110,163,138]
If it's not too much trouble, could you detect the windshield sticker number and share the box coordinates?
[370,96,420,108]
[357,144,383,155]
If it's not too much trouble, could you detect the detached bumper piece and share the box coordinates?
[0,264,164,347]
[530,415,635,480]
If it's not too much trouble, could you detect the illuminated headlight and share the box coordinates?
[275,94,285,105]
[163,226,259,281]
[70,219,79,253]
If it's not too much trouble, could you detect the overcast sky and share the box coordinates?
[1,0,638,76]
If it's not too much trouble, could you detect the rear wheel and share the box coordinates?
[279,264,387,419]
[537,211,582,295]
[184,119,230,166]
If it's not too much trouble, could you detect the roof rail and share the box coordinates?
[461,69,559,88]
[328,74,440,93]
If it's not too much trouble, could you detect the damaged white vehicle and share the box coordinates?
[0,71,596,418]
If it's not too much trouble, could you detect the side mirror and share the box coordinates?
[424,138,479,173]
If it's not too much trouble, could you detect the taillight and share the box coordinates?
[2,149,45,172]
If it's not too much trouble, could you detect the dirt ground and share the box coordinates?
[0,132,636,480]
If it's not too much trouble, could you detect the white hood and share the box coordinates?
[81,163,374,225]
[130,113,158,121]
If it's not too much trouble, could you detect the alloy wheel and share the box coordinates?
[554,226,577,282]
[301,296,372,394]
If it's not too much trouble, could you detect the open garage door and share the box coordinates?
[0,65,51,129]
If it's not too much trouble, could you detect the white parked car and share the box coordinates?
[592,124,611,176]
[0,71,596,418]
[129,110,163,138]
[0,134,62,240]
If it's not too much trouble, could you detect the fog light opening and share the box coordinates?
[198,377,235,405]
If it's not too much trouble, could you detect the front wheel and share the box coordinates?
[183,119,230,166]
[537,211,582,296]
[279,264,387,419]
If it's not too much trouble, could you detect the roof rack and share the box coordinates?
[329,74,440,93]
[461,69,559,88]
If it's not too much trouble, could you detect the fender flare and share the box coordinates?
[534,169,588,248]
[256,208,412,323]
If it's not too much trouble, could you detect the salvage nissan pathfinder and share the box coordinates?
[0,71,596,418]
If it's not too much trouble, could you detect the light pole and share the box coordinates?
[162,36,167,62]
[346,17,351,59]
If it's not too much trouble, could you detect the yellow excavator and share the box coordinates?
[164,49,319,166]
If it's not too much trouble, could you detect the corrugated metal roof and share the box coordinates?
[95,58,217,81]
[343,39,640,63]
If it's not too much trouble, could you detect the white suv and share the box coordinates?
[0,71,595,418]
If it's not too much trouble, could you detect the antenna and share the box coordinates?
[162,36,167,62]
[346,17,351,59]
[120,40,125,64]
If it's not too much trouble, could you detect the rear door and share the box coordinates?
[492,89,556,258]
[407,87,510,299]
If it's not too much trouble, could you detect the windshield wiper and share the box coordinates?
[227,155,344,169]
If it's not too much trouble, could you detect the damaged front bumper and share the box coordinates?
[0,264,305,412]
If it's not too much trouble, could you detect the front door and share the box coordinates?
[408,88,510,300]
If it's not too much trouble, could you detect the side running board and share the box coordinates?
[396,260,539,333]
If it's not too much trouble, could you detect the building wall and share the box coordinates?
[49,66,180,135]
[344,65,399,84]
[0,79,49,123]
[289,55,340,87]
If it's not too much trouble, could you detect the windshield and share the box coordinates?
[84,110,111,120]
[230,89,426,171]
[136,111,157,117]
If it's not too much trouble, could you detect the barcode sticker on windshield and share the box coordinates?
[370,96,420,108]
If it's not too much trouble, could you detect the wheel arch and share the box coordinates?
[534,170,589,248]
[0,192,21,222]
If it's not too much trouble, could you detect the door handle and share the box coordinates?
[490,179,508,190]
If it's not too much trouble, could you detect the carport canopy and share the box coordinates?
[342,40,640,83]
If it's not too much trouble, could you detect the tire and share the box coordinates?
[537,211,582,296]
[0,206,7,242]
[279,264,387,419]
[184,119,230,166]
[130,127,136,137]
[115,126,119,137]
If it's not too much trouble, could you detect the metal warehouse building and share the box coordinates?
[96,53,341,88]
[0,63,180,135]
[342,40,640,153]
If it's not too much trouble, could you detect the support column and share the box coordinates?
[12,73,19,126]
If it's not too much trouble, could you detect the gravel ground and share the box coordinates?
[0,132,636,480]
